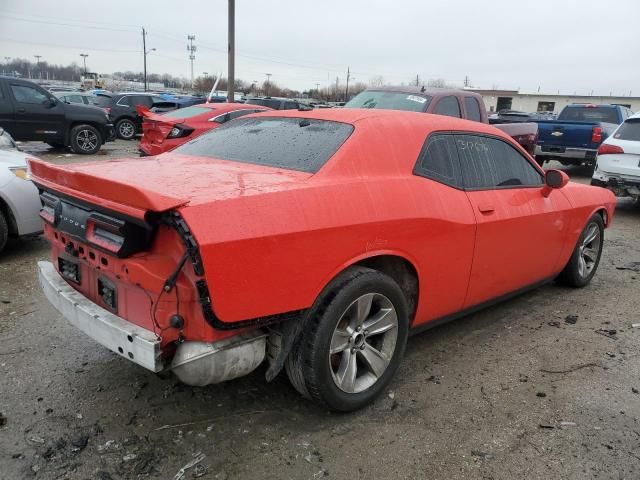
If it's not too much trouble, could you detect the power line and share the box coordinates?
[0,14,138,33]
[0,37,141,54]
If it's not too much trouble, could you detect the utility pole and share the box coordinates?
[345,66,350,101]
[142,28,147,91]
[416,74,419,87]
[265,73,272,96]
[187,35,196,88]
[227,0,235,103]
[335,76,339,102]
[316,83,320,98]
[464,75,469,87]
[80,53,88,74]
[34,55,41,79]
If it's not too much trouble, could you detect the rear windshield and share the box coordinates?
[345,91,432,112]
[558,106,619,123]
[162,105,211,119]
[246,98,282,109]
[90,95,111,107]
[613,119,640,141]
[175,117,354,173]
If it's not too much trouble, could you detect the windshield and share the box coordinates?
[162,106,211,119]
[345,91,432,112]
[175,117,354,173]
[558,106,619,123]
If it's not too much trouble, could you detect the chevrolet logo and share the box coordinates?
[551,131,563,137]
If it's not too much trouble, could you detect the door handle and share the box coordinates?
[477,204,495,214]
[16,108,26,114]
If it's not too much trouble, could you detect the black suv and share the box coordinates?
[108,93,179,140]
[245,97,312,110]
[0,76,115,154]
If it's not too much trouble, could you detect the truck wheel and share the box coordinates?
[535,156,547,167]
[556,214,604,288]
[0,211,8,254]
[286,267,408,412]
[116,119,136,140]
[70,125,102,154]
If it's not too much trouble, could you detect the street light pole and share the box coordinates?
[265,73,272,96]
[227,0,235,103]
[80,54,88,74]
[34,55,42,79]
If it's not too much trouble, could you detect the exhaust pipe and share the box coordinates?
[171,333,266,387]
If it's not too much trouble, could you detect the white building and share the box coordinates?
[471,89,640,114]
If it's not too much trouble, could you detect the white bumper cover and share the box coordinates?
[38,261,163,372]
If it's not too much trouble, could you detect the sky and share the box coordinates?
[0,0,638,95]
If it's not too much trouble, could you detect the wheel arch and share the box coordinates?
[0,193,18,236]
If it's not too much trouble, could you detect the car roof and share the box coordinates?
[247,107,506,137]
[359,86,482,99]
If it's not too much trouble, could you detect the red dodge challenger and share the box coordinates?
[31,109,616,411]
[138,102,272,156]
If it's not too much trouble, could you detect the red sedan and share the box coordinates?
[138,102,272,155]
[30,109,615,411]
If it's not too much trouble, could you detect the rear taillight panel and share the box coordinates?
[167,123,194,139]
[597,144,624,155]
[592,126,603,143]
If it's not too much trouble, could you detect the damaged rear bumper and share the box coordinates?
[37,261,163,372]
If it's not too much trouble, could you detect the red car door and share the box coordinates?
[455,134,572,308]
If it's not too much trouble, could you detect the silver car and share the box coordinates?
[0,147,43,253]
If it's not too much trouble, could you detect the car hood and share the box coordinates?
[61,101,108,117]
[0,149,31,168]
[28,153,312,218]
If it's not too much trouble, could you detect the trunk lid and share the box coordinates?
[537,120,600,149]
[139,107,183,147]
[29,154,312,216]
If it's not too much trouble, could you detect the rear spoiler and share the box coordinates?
[29,158,188,220]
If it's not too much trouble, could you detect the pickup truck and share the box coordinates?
[535,104,634,168]
[0,76,115,154]
[345,87,539,156]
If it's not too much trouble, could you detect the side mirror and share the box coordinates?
[542,169,569,197]
[43,98,57,108]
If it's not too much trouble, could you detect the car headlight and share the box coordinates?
[9,167,30,180]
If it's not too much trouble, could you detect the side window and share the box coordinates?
[266,100,282,109]
[67,95,84,104]
[413,134,462,188]
[284,101,298,110]
[433,96,461,118]
[117,96,132,106]
[10,84,49,104]
[133,96,152,107]
[464,97,482,122]
[455,135,543,189]
[227,109,255,121]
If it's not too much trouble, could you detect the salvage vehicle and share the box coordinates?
[0,149,42,253]
[107,92,182,140]
[53,91,112,112]
[345,87,539,156]
[535,104,634,168]
[138,103,271,156]
[31,109,616,411]
[591,112,640,202]
[0,76,115,154]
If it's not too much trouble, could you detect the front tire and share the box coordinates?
[556,214,605,287]
[70,125,101,154]
[116,119,136,140]
[0,211,8,253]
[286,267,409,412]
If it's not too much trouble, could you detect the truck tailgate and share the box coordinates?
[537,120,599,150]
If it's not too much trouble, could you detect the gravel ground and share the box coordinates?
[0,140,639,480]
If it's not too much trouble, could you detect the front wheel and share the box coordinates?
[70,125,102,154]
[286,267,409,411]
[556,214,605,287]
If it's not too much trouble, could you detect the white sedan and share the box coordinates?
[0,148,43,253]
[592,112,640,202]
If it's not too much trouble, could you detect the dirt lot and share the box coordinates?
[1,140,639,480]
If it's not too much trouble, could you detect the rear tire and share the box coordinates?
[116,119,136,140]
[70,124,101,154]
[0,211,8,254]
[285,267,409,412]
[556,214,605,287]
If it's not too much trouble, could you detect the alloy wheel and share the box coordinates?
[577,222,601,278]
[119,122,134,138]
[76,129,98,152]
[329,292,398,394]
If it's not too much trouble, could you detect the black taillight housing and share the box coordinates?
[167,123,194,139]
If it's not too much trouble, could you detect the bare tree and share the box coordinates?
[426,78,452,88]
[369,75,385,87]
